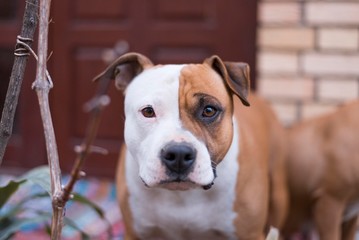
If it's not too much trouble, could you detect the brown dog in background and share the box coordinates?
[283,100,359,240]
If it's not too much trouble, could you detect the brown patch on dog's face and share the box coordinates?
[179,64,234,165]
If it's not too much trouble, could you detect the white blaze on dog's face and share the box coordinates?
[94,53,250,191]
[124,63,235,190]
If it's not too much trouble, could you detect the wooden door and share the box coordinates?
[51,0,257,178]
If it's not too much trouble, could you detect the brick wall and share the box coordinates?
[257,0,359,126]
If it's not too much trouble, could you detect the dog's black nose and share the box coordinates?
[161,143,196,174]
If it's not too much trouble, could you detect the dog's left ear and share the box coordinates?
[204,55,250,106]
[93,52,154,91]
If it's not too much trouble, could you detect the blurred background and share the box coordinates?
[0,0,358,179]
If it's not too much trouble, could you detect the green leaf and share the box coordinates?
[0,166,51,210]
[0,203,25,223]
[18,165,51,195]
[0,215,49,240]
[71,193,113,238]
[0,192,49,222]
[30,211,91,240]
[71,193,105,219]
[32,210,91,239]
[63,217,90,240]
[0,179,27,209]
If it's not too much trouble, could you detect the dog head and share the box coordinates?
[95,52,250,190]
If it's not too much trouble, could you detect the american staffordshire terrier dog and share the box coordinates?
[95,52,288,240]
[283,100,359,240]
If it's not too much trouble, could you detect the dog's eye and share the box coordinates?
[141,106,156,118]
[202,106,217,118]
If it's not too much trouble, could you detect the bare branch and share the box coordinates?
[0,0,39,166]
[61,93,111,204]
[32,0,64,239]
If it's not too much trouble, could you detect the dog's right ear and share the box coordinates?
[204,55,250,106]
[93,52,153,91]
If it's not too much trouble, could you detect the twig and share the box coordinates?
[32,0,63,239]
[61,62,113,201]
[61,94,110,204]
[0,0,39,166]
[53,52,112,238]
[49,76,111,239]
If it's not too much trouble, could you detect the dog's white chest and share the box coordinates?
[126,127,240,240]
[131,188,237,240]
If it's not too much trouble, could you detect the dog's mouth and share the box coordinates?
[161,178,215,191]
[141,176,215,191]
[140,161,217,191]
[161,180,197,191]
